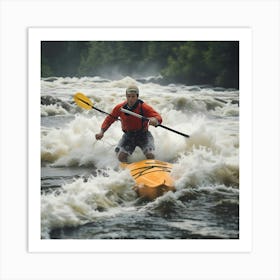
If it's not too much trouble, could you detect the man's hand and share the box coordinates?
[95,131,104,140]
[148,117,159,127]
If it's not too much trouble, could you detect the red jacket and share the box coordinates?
[101,100,162,132]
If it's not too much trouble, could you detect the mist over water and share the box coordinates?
[41,75,239,239]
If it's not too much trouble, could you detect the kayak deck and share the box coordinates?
[121,159,175,200]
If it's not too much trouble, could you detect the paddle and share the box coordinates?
[74,92,190,138]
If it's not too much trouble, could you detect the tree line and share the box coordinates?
[41,41,239,88]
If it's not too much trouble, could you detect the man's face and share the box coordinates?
[126,92,138,107]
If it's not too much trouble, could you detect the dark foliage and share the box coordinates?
[41,41,239,88]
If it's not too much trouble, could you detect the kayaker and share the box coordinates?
[95,84,162,162]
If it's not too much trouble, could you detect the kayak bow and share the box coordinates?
[122,159,175,200]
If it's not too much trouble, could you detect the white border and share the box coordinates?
[1,0,279,279]
[28,27,252,253]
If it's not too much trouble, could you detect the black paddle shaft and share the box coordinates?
[141,115,190,138]
[158,124,190,138]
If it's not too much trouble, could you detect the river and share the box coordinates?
[40,75,239,239]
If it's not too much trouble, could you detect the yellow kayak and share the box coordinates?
[121,159,175,200]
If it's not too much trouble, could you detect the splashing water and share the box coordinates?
[41,76,239,239]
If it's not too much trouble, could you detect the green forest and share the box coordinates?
[41,41,239,88]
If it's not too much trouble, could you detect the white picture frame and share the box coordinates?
[29,26,252,253]
[1,1,279,279]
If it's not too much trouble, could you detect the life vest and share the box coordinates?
[101,99,162,133]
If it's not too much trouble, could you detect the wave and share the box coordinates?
[41,164,239,238]
[172,151,239,189]
[40,76,240,239]
[41,76,239,116]
[41,168,137,238]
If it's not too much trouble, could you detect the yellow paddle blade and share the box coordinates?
[74,92,93,110]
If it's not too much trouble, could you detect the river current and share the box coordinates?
[40,76,239,239]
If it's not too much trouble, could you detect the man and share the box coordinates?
[95,84,162,162]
